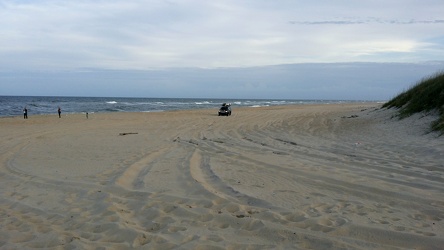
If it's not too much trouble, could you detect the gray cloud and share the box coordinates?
[290,18,444,25]
[1,1,444,100]
[2,62,444,100]
[1,0,443,70]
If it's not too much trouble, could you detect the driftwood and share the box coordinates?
[119,132,138,136]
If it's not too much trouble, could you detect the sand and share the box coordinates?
[0,103,443,249]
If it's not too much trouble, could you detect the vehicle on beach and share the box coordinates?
[218,103,232,116]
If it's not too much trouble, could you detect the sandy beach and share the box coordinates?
[0,103,443,249]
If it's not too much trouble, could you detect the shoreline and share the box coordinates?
[0,95,383,118]
[1,102,443,249]
[0,101,381,119]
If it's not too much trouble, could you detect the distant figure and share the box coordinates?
[86,112,88,119]
[23,107,28,119]
[58,107,61,118]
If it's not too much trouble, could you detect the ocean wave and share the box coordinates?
[142,110,164,112]
[0,96,370,117]
[195,101,211,105]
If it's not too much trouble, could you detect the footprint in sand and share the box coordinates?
[202,234,224,242]
[161,205,178,214]
[225,204,240,213]
[375,219,390,225]
[135,233,151,247]
[420,231,436,237]
[283,212,307,222]
[305,207,321,217]
[146,221,162,232]
[296,219,334,233]
[198,213,214,222]
[168,226,187,233]
[241,219,265,231]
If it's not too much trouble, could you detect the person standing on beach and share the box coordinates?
[23,107,28,119]
[58,107,61,118]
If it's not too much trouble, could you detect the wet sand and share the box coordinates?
[0,103,443,249]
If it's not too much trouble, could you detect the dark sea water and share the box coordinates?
[0,96,367,117]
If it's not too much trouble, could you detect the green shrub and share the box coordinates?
[383,71,444,134]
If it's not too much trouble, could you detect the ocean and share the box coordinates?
[0,96,364,117]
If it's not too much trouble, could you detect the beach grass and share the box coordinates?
[382,71,444,134]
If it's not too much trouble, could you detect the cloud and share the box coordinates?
[0,0,443,71]
[290,18,444,25]
[2,62,444,100]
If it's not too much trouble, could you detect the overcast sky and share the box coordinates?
[1,0,443,99]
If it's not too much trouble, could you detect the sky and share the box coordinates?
[1,0,444,100]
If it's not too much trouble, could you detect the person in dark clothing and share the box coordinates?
[23,107,28,119]
[58,107,61,118]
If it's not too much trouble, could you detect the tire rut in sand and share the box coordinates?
[189,149,272,208]
[115,147,170,190]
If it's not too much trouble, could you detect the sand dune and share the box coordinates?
[1,103,443,249]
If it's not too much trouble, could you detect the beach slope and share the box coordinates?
[0,103,443,249]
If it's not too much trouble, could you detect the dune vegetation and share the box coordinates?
[382,71,444,134]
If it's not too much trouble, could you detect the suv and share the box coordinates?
[218,103,232,116]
